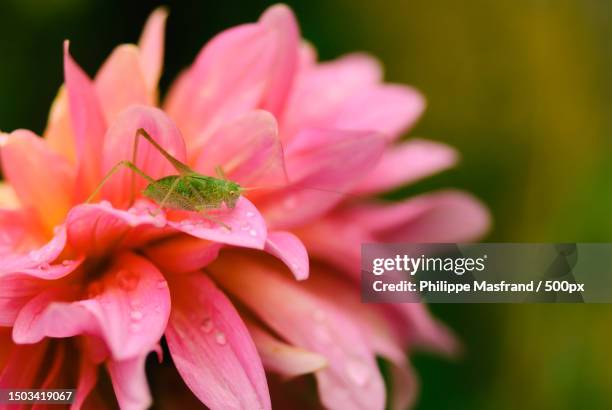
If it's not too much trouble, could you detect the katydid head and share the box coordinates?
[223,180,243,208]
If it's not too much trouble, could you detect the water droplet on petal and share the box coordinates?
[249,229,258,237]
[130,310,143,321]
[345,358,371,386]
[200,318,214,333]
[99,200,112,208]
[215,331,227,345]
[246,211,255,218]
[61,260,73,266]
[117,270,139,291]
[156,280,168,289]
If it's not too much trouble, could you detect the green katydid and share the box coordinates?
[86,128,244,226]
[86,128,356,228]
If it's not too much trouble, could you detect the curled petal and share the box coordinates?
[1,130,75,231]
[194,110,288,186]
[138,7,168,93]
[210,253,386,410]
[107,353,153,410]
[144,236,221,274]
[167,197,267,250]
[64,41,107,200]
[13,252,171,361]
[0,225,67,276]
[95,45,151,123]
[0,275,46,326]
[355,139,458,195]
[246,320,327,378]
[101,105,187,208]
[259,4,300,116]
[165,273,271,410]
[66,201,170,256]
[264,231,309,280]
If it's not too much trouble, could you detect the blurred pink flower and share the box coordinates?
[0,5,489,410]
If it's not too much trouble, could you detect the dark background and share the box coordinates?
[1,0,612,408]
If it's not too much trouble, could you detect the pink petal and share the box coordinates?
[107,354,153,410]
[0,225,67,276]
[165,273,271,410]
[0,182,20,209]
[388,304,460,356]
[0,275,46,326]
[295,218,369,278]
[43,87,77,163]
[8,257,83,280]
[210,253,386,410]
[355,139,458,195]
[138,7,168,93]
[194,110,288,187]
[73,352,98,410]
[64,41,107,201]
[246,320,327,378]
[13,252,171,361]
[167,197,267,250]
[1,130,76,231]
[100,105,187,208]
[258,4,300,116]
[260,128,386,228]
[264,231,309,280]
[345,190,491,242]
[281,54,382,139]
[66,201,170,256]
[332,85,425,140]
[0,339,49,389]
[144,235,221,274]
[95,45,151,123]
[164,24,276,157]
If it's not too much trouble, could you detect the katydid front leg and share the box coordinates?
[86,160,156,204]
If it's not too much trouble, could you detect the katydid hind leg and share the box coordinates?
[135,128,194,175]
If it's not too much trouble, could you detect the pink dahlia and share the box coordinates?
[0,5,489,410]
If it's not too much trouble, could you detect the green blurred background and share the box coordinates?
[1,0,611,408]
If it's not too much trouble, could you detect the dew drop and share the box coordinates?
[99,200,112,208]
[117,270,139,291]
[130,310,143,321]
[246,211,255,218]
[156,280,168,289]
[249,229,258,237]
[345,359,370,386]
[200,318,214,333]
[61,260,73,266]
[215,331,227,345]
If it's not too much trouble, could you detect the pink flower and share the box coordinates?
[0,5,489,410]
